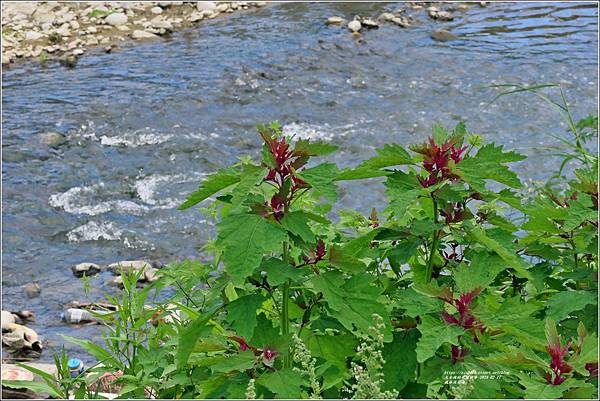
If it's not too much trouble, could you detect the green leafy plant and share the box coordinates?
[11,88,597,399]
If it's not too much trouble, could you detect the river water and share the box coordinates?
[2,2,598,361]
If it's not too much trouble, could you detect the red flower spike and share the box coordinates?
[270,195,285,221]
[441,312,459,325]
[545,340,573,385]
[301,240,327,268]
[315,239,326,260]
[414,137,465,188]
[265,169,277,182]
[440,288,485,340]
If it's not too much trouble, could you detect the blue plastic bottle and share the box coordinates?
[68,358,84,378]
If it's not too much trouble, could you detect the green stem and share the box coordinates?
[425,197,439,283]
[281,242,292,368]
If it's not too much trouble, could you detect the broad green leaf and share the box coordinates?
[306,333,357,369]
[311,271,391,341]
[227,294,266,340]
[229,164,267,208]
[572,331,598,375]
[477,296,541,328]
[384,171,423,219]
[337,143,413,180]
[328,245,366,274]
[544,318,560,349]
[479,347,547,369]
[250,313,282,349]
[503,319,547,352]
[432,123,450,144]
[382,329,420,392]
[517,373,568,399]
[260,257,305,286]
[396,288,444,317]
[294,139,338,156]
[562,382,598,399]
[523,196,568,233]
[416,315,463,362]
[297,163,340,201]
[545,290,597,321]
[458,143,525,189]
[562,195,598,231]
[453,251,505,293]
[341,227,383,258]
[211,352,255,373]
[179,167,240,209]
[257,368,305,399]
[176,306,220,368]
[468,226,531,280]
[477,297,546,350]
[280,211,315,243]
[218,213,287,283]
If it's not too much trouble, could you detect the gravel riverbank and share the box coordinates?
[1,1,267,65]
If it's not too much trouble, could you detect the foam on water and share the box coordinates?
[73,123,174,147]
[66,221,124,242]
[99,132,174,147]
[133,172,207,208]
[49,183,149,216]
[282,122,339,141]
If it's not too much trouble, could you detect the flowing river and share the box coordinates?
[2,2,598,361]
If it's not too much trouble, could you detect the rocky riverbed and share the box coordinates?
[2,1,267,65]
[2,0,597,363]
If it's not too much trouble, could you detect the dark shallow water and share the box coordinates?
[2,2,598,361]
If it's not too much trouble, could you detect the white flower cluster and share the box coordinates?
[348,314,397,400]
[292,333,322,399]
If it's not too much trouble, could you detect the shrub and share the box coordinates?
[5,86,597,399]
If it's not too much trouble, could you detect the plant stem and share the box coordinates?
[425,196,439,283]
[281,241,292,368]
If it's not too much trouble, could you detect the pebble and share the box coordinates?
[24,283,41,298]
[196,1,217,12]
[428,8,454,21]
[216,3,230,13]
[431,29,458,41]
[150,6,163,15]
[39,131,67,147]
[71,262,102,278]
[361,18,379,29]
[188,12,204,22]
[347,20,362,33]
[108,260,153,274]
[105,12,128,26]
[131,30,159,39]
[24,31,43,41]
[326,16,345,25]
[378,12,395,22]
[391,17,411,28]
[1,311,16,329]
